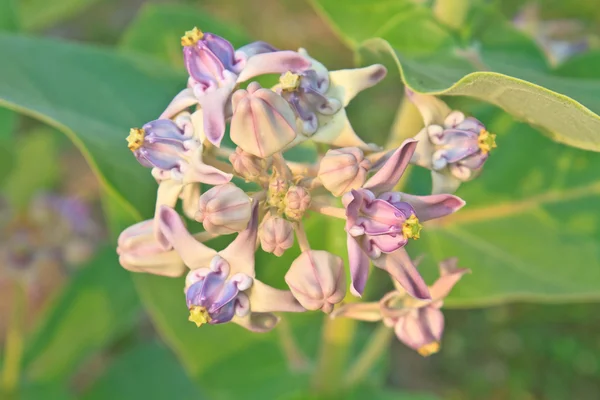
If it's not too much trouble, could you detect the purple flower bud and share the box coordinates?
[127,119,196,171]
[194,183,252,235]
[284,185,311,221]
[117,219,186,277]
[317,147,371,196]
[185,255,252,326]
[285,250,346,313]
[229,147,271,182]
[230,82,297,158]
[259,213,294,257]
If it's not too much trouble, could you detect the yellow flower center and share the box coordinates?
[280,71,301,92]
[417,342,440,357]
[478,129,497,154]
[188,305,212,327]
[402,214,422,240]
[126,128,145,151]
[181,27,204,47]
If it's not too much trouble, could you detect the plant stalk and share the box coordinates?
[344,324,394,386]
[1,283,26,396]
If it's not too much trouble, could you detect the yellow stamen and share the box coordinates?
[478,129,497,154]
[402,214,422,240]
[188,306,212,327]
[417,342,440,357]
[181,27,204,47]
[126,128,145,151]
[280,71,301,92]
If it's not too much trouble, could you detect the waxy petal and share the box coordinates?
[232,312,280,333]
[347,234,370,297]
[160,88,198,120]
[308,108,378,150]
[431,171,463,195]
[372,248,431,300]
[327,64,387,107]
[430,258,470,301]
[195,86,233,146]
[236,51,311,83]
[395,307,444,353]
[248,279,305,313]
[379,192,465,222]
[157,206,217,269]
[405,89,451,126]
[363,139,417,194]
[219,202,259,277]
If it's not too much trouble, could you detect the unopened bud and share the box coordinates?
[229,147,271,182]
[117,220,185,277]
[284,186,311,220]
[194,183,252,235]
[285,250,346,313]
[318,147,371,196]
[230,82,297,158]
[259,214,294,257]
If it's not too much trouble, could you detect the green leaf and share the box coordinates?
[120,3,248,67]
[408,108,600,307]
[18,0,99,32]
[23,247,140,383]
[312,0,600,151]
[0,107,16,185]
[82,341,204,400]
[0,0,19,31]
[0,33,184,219]
[2,127,59,207]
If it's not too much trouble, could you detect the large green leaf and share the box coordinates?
[18,0,99,32]
[312,0,600,151]
[0,33,184,219]
[23,247,140,383]
[120,3,248,67]
[82,341,204,400]
[408,108,600,306]
[0,0,19,31]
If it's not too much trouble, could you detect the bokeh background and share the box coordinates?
[1,0,599,399]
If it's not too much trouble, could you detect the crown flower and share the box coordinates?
[116,28,492,359]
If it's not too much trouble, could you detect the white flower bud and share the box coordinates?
[194,183,252,235]
[284,185,311,220]
[259,213,295,257]
[229,147,271,182]
[285,250,346,313]
[317,147,371,196]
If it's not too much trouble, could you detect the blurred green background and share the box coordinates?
[0,0,599,399]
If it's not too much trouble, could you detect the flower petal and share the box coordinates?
[347,234,370,297]
[394,307,444,353]
[405,89,451,126]
[308,108,379,150]
[363,139,417,194]
[157,206,217,269]
[327,64,387,107]
[430,258,470,301]
[232,312,280,333]
[160,88,198,120]
[372,248,431,300]
[431,171,463,195]
[236,51,311,83]
[248,279,305,313]
[179,183,201,220]
[154,180,184,248]
[219,202,259,277]
[195,87,233,146]
[391,193,465,222]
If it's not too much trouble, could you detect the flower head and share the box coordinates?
[332,258,469,356]
[407,90,497,194]
[343,140,465,298]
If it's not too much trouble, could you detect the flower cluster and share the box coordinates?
[118,28,497,354]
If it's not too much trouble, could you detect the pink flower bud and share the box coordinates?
[284,185,311,220]
[318,147,371,196]
[230,82,297,158]
[285,250,346,313]
[117,220,185,277]
[259,213,294,257]
[194,183,252,235]
[229,147,271,182]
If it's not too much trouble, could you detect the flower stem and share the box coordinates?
[1,283,26,396]
[277,317,309,372]
[294,222,311,252]
[433,0,470,29]
[344,324,394,386]
[309,201,346,219]
[311,314,357,396]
